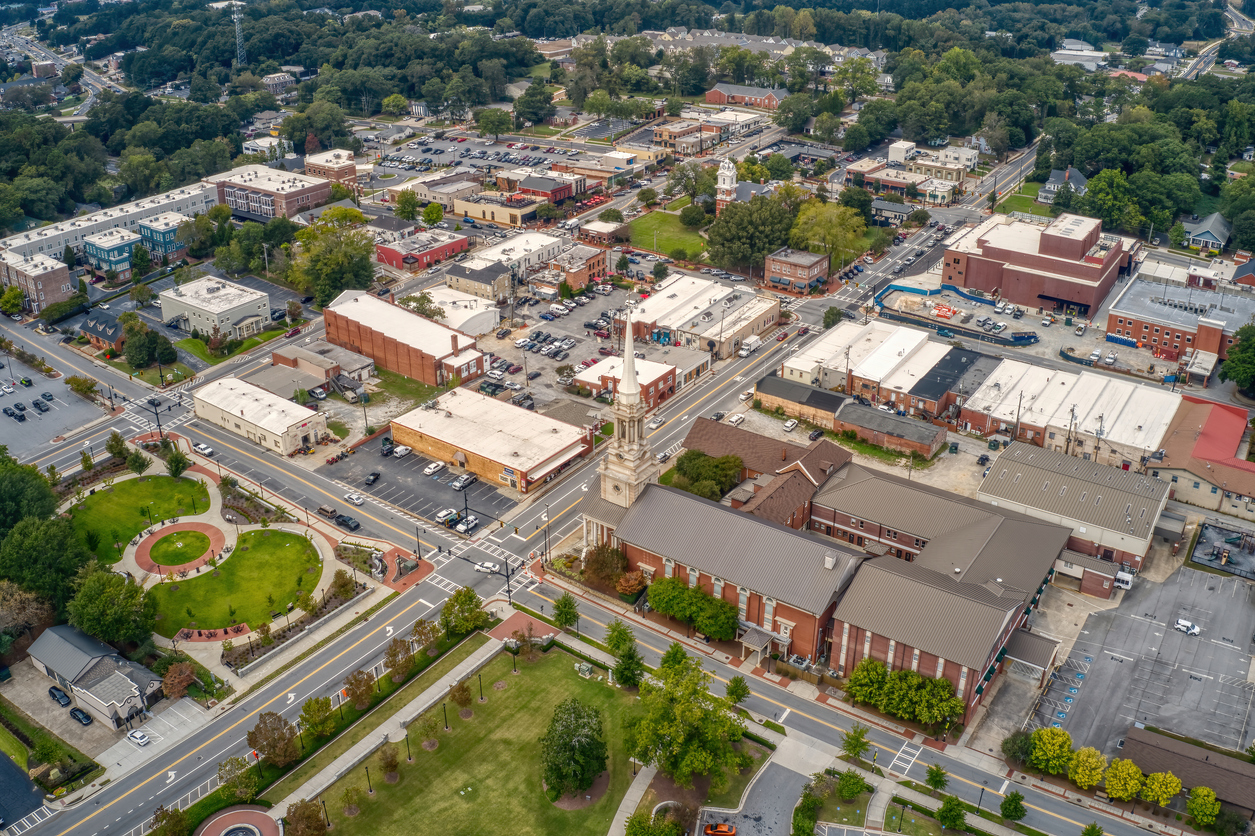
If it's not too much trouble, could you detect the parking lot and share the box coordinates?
[316,433,518,531]
[571,118,635,140]
[0,353,105,461]
[1063,566,1255,755]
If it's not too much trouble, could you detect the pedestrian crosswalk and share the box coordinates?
[426,574,463,595]
[4,805,55,836]
[887,741,923,776]
[124,408,194,434]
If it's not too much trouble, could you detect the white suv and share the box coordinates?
[1174,618,1200,636]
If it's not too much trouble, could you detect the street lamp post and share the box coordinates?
[977,781,987,811]
[442,702,449,730]
[478,673,483,702]
[415,525,424,560]
[365,764,373,794]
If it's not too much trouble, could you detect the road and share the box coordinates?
[1,24,113,112]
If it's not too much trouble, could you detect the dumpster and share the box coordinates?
[988,439,1000,450]
[1064,316,1072,326]
[949,442,959,454]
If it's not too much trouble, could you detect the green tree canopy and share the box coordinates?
[539,697,608,797]
[67,562,157,644]
[707,194,792,278]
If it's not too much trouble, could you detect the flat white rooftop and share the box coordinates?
[194,377,320,435]
[574,356,673,388]
[782,320,898,378]
[0,251,66,274]
[392,388,586,473]
[206,165,326,194]
[328,291,480,361]
[880,341,953,395]
[853,327,928,382]
[84,228,141,247]
[305,149,357,168]
[160,276,267,314]
[139,212,189,232]
[474,232,561,264]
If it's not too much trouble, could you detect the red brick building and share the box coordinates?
[764,247,829,295]
[205,166,332,222]
[516,175,573,204]
[704,83,787,110]
[375,230,468,273]
[574,355,675,409]
[943,213,1139,315]
[303,150,359,189]
[324,291,483,387]
[549,244,608,290]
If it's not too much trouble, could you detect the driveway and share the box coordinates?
[698,762,810,836]
[1065,566,1255,755]
[2,660,122,757]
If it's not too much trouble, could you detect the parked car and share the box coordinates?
[435,508,459,525]
[392,445,412,458]
[424,461,446,476]
[451,473,479,491]
[527,371,541,380]
[193,443,214,456]
[809,429,824,441]
[49,686,71,706]
[456,515,480,534]
[334,514,361,531]
[1175,618,1201,636]
[365,471,380,485]
[127,730,150,746]
[1105,351,1118,365]
[70,708,93,726]
[727,414,745,426]
[783,419,799,432]
[710,411,726,422]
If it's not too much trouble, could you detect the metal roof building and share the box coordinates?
[192,377,328,455]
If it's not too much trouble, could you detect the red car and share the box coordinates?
[777,331,788,341]
[594,329,611,338]
[507,364,523,374]
[798,326,809,336]
[599,347,618,356]
[704,825,737,836]
[285,327,301,338]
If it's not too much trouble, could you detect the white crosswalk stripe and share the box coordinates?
[887,741,923,776]
[426,574,463,594]
[5,805,56,836]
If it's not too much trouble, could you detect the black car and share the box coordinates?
[12,402,24,412]
[147,398,161,408]
[12,410,24,421]
[365,471,380,485]
[527,371,541,380]
[31,400,49,413]
[381,438,395,456]
[977,454,991,466]
[710,412,726,422]
[301,296,314,304]
[376,287,391,297]
[809,429,824,441]
[270,309,286,321]
[334,514,361,531]
[70,707,93,726]
[49,686,70,706]
[496,328,512,339]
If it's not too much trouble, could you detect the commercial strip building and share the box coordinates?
[0,251,74,315]
[204,165,331,221]
[194,378,328,455]
[389,388,592,494]
[577,220,628,246]
[959,359,1180,470]
[473,232,564,275]
[764,247,830,294]
[450,192,546,228]
[979,442,1170,575]
[574,355,675,409]
[617,273,780,359]
[374,229,468,274]
[158,276,270,339]
[1153,395,1255,522]
[324,291,484,387]
[943,213,1140,314]
[387,170,483,208]
[0,182,216,260]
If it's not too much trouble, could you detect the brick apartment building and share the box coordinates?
[375,230,468,273]
[550,244,607,290]
[0,251,74,315]
[204,166,331,221]
[1105,276,1253,366]
[303,150,359,189]
[324,290,483,387]
[943,213,1139,314]
[704,83,786,110]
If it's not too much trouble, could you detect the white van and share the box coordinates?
[550,304,569,316]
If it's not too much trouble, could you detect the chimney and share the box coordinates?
[824,553,836,570]
[782,447,787,461]
[451,334,458,354]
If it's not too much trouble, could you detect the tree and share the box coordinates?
[651,262,669,282]
[129,283,154,308]
[423,203,444,226]
[599,208,624,223]
[449,679,473,709]
[149,804,190,836]
[625,651,747,790]
[540,697,608,797]
[1068,747,1108,790]
[625,809,684,836]
[68,564,157,644]
[385,637,413,682]
[1104,758,1144,802]
[475,108,512,141]
[605,618,635,658]
[165,449,191,479]
[840,722,871,763]
[343,668,375,709]
[1122,34,1150,56]
[382,93,409,116]
[0,581,51,645]
[773,94,812,134]
[394,189,418,221]
[707,195,792,277]
[837,186,873,226]
[0,517,90,614]
[248,711,299,767]
[1081,824,1104,836]
[514,81,556,126]
[764,154,793,182]
[411,618,441,650]
[377,742,400,775]
[1030,727,1073,775]
[0,458,57,540]
[131,244,152,278]
[552,591,579,630]
[614,644,646,688]
[441,586,489,634]
[679,204,706,228]
[725,676,750,705]
[284,799,324,836]
[399,291,446,321]
[846,658,888,707]
[290,206,374,305]
[1169,222,1187,248]
[217,756,258,802]
[299,696,336,737]
[925,763,948,795]
[1001,791,1027,822]
[837,769,865,801]
[667,161,715,204]
[1220,323,1255,392]
[791,202,865,267]
[0,286,25,315]
[824,307,843,329]
[106,431,129,461]
[1187,786,1220,827]
[842,123,871,153]
[161,661,195,699]
[127,450,151,475]
[1141,771,1182,807]
[937,795,966,830]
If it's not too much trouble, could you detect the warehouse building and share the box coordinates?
[390,389,592,494]
[193,377,328,455]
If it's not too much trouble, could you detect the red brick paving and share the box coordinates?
[378,547,435,592]
[489,611,550,641]
[134,522,227,574]
[193,806,280,836]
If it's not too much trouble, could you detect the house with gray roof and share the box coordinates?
[1183,211,1232,250]
[1037,167,1088,203]
[28,625,162,728]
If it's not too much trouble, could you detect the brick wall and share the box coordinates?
[324,307,482,387]
[831,419,945,457]
[754,389,838,432]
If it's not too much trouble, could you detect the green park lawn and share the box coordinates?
[628,212,707,257]
[150,530,321,637]
[885,802,946,836]
[818,790,872,827]
[996,181,1052,217]
[665,195,692,210]
[98,353,195,387]
[704,740,771,809]
[70,476,210,564]
[177,330,283,365]
[148,531,212,566]
[324,649,636,836]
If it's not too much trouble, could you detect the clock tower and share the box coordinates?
[597,311,659,509]
[716,157,737,216]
